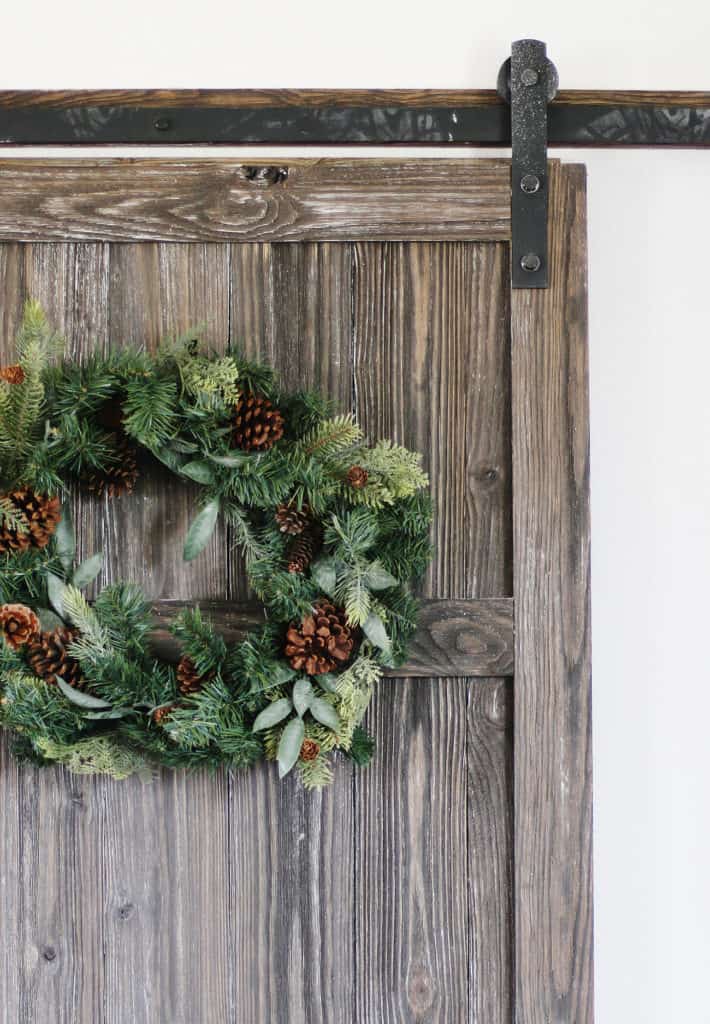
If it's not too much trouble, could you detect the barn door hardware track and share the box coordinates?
[1,41,710,283]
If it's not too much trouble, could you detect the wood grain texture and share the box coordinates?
[0,87,707,108]
[150,597,515,678]
[0,160,511,243]
[352,239,514,1021]
[511,161,594,1023]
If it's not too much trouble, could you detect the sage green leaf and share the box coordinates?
[252,697,293,732]
[72,553,103,590]
[85,707,134,720]
[183,499,220,561]
[311,557,338,596]
[180,460,215,485]
[363,611,391,653]
[293,677,314,717]
[309,697,340,732]
[46,572,67,618]
[153,446,186,472]
[37,607,65,632]
[56,676,112,709]
[315,673,339,694]
[207,452,251,468]
[365,560,399,591]
[277,717,305,779]
[170,438,199,454]
[271,662,297,686]
[55,510,75,572]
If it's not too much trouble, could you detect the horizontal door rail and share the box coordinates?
[0,90,709,147]
[150,598,515,679]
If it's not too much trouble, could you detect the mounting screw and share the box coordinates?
[520,253,542,273]
[521,68,539,87]
[153,117,172,132]
[520,173,541,194]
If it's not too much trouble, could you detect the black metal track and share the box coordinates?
[0,102,709,147]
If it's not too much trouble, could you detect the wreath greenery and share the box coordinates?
[0,302,432,787]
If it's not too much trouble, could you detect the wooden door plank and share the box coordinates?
[511,162,594,1024]
[352,240,513,1022]
[0,160,511,243]
[228,241,356,1023]
[100,242,233,1024]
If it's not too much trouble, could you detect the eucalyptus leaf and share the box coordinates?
[183,499,220,561]
[153,446,186,472]
[252,697,293,732]
[46,572,67,618]
[72,553,103,590]
[207,452,252,468]
[37,607,65,632]
[363,611,391,653]
[277,717,305,779]
[180,460,216,485]
[309,697,341,732]
[271,662,297,686]
[169,438,199,454]
[56,676,113,710]
[293,677,314,717]
[315,673,339,694]
[365,560,399,591]
[85,707,134,720]
[311,557,338,597]
[55,510,75,573]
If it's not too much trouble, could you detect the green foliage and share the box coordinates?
[0,308,433,787]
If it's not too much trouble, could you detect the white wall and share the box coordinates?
[5,2,710,1021]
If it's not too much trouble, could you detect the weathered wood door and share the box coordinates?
[0,158,592,1024]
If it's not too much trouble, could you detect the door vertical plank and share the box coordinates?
[352,241,513,1022]
[511,162,594,1023]
[0,243,109,1024]
[227,241,356,1024]
[101,243,233,1024]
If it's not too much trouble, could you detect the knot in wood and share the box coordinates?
[472,461,501,488]
[243,165,288,186]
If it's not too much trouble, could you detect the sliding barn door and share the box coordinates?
[0,159,592,1024]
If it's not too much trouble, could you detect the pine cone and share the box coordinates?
[275,502,311,536]
[0,604,40,649]
[0,488,61,554]
[152,703,177,725]
[177,655,214,695]
[300,738,321,762]
[286,522,322,575]
[346,465,369,489]
[0,364,25,385]
[232,391,285,451]
[87,441,139,499]
[26,627,84,688]
[284,600,354,675]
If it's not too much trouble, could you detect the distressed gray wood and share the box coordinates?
[352,240,514,1022]
[150,597,515,678]
[228,241,356,1023]
[0,160,510,243]
[511,162,594,1023]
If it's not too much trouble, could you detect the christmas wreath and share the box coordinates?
[0,303,432,787]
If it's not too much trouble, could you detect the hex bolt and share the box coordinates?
[521,67,539,87]
[153,117,172,132]
[520,173,541,194]
[520,253,542,273]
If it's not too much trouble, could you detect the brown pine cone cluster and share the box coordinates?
[346,465,369,489]
[275,502,312,536]
[26,627,85,689]
[153,704,177,725]
[0,488,61,555]
[0,363,25,385]
[284,600,354,676]
[232,391,284,451]
[87,440,139,499]
[300,738,321,762]
[286,523,322,575]
[0,603,40,649]
[176,655,214,695]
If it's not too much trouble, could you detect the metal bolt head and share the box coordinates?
[520,173,541,194]
[521,67,539,87]
[520,253,542,273]
[153,117,172,132]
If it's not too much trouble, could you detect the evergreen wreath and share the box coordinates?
[0,302,432,788]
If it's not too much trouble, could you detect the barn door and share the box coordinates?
[0,158,592,1024]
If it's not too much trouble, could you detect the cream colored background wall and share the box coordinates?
[5,2,710,1020]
